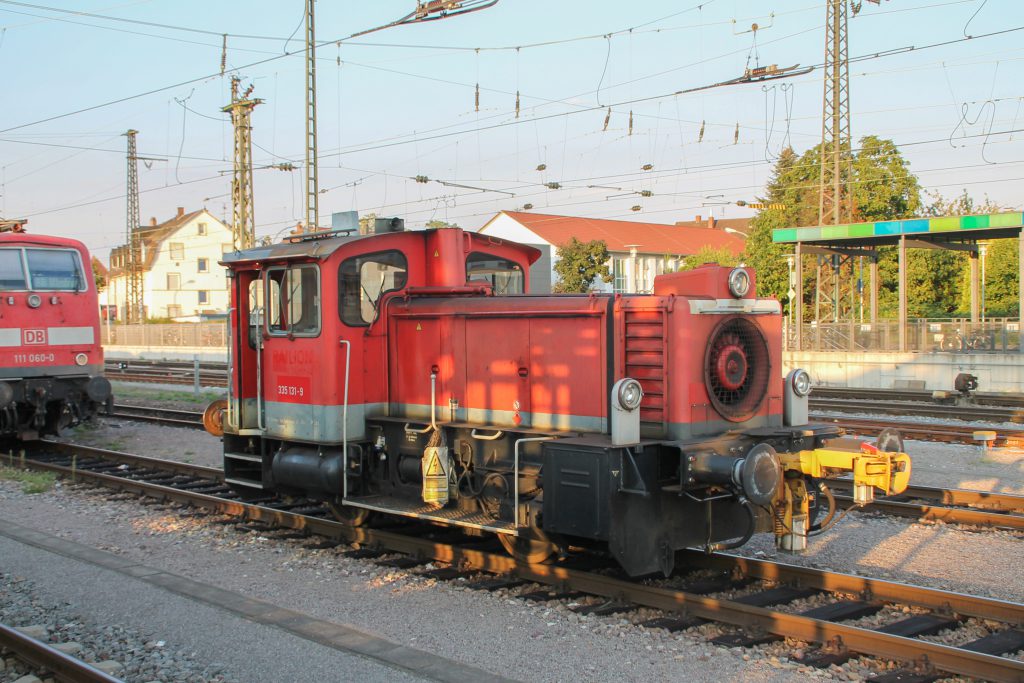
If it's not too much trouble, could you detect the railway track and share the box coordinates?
[814,386,1024,409]
[810,397,1023,424]
[0,622,121,683]
[9,441,1024,682]
[103,405,1024,531]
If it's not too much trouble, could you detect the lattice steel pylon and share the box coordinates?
[123,129,144,324]
[222,77,262,250]
[304,0,319,233]
[815,0,857,324]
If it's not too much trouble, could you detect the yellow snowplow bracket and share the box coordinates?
[778,447,911,499]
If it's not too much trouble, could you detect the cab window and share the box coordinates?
[0,249,26,290]
[26,249,86,291]
[466,252,524,294]
[266,265,319,336]
[247,279,264,349]
[339,250,407,326]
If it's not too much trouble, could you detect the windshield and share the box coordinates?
[0,249,27,290]
[466,252,524,294]
[25,249,86,291]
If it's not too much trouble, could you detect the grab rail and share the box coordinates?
[512,437,555,533]
[471,429,504,441]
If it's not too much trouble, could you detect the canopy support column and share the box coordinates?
[795,241,804,351]
[898,235,907,352]
[970,248,980,324]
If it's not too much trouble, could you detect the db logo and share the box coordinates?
[23,329,47,345]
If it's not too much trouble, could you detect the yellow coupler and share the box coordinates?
[772,438,911,551]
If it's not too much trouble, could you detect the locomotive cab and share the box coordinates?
[214,225,910,577]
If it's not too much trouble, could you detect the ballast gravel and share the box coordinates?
[0,572,232,683]
[3,389,1022,682]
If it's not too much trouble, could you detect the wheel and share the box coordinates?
[876,427,904,453]
[939,335,961,352]
[327,501,371,527]
[498,530,558,564]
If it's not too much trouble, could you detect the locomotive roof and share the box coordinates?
[0,231,89,251]
[221,228,541,266]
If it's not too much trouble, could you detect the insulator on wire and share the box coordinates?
[733,122,739,145]
[628,110,634,136]
[640,190,653,197]
[523,203,534,210]
[631,205,642,212]
[698,120,705,143]
[475,83,480,112]
[415,175,429,184]
[536,163,547,171]
[220,34,227,75]
[641,164,653,171]
[515,90,520,119]
[546,182,561,190]
[603,107,611,131]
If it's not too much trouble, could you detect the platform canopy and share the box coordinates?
[772,212,1023,352]
[773,211,1024,247]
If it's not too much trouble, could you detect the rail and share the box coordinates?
[0,623,123,683]
[13,441,1024,682]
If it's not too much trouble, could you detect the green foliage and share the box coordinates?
[743,138,922,317]
[91,257,107,291]
[982,237,1020,316]
[553,238,612,293]
[678,245,741,271]
[425,219,459,229]
[0,465,56,494]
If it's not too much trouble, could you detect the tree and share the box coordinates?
[743,137,922,317]
[553,238,612,293]
[426,219,459,229]
[678,245,741,271]
[91,257,107,291]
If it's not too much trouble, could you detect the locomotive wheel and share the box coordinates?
[498,530,558,565]
[327,501,371,527]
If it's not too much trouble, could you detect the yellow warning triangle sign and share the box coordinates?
[434,249,439,257]
[416,323,422,331]
[424,452,444,476]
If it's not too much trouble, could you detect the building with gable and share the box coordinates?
[478,211,747,294]
[107,207,232,320]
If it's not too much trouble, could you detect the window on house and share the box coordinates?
[198,290,210,305]
[197,257,209,273]
[612,257,628,293]
[197,223,208,236]
[167,304,182,318]
[465,252,524,294]
[339,251,407,326]
[266,265,319,335]
[169,243,184,260]
[167,273,181,290]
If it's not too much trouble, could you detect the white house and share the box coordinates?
[478,211,747,294]
[106,207,232,320]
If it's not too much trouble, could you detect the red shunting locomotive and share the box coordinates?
[0,221,111,438]
[209,222,909,576]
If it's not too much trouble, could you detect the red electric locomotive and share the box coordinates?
[209,221,909,576]
[0,221,111,439]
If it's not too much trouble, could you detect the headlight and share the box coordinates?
[75,353,88,366]
[727,268,751,298]
[616,378,644,411]
[791,368,811,397]
[27,294,42,308]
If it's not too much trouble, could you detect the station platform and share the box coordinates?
[783,350,1023,394]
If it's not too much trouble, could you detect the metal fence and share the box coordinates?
[101,322,228,348]
[784,318,1021,353]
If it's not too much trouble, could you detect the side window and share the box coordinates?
[169,243,185,260]
[0,249,27,290]
[266,265,320,335]
[167,273,181,290]
[466,252,524,294]
[339,250,408,326]
[248,279,264,349]
[197,257,209,273]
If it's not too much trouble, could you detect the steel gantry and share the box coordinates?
[123,129,144,324]
[223,77,262,250]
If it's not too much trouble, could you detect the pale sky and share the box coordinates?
[2,0,1022,264]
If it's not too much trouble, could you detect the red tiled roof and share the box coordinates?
[491,211,745,255]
